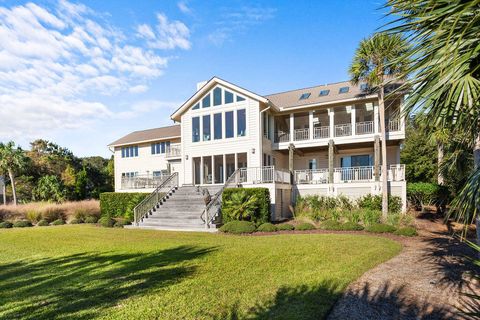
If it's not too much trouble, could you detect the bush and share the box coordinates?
[74,208,89,220]
[84,216,98,224]
[341,221,364,231]
[295,222,316,231]
[256,223,277,232]
[407,182,446,210]
[26,210,42,224]
[98,216,115,228]
[13,220,33,228]
[37,219,49,226]
[99,192,148,221]
[366,223,396,233]
[51,219,65,226]
[394,227,417,237]
[219,221,256,234]
[114,218,129,228]
[69,218,83,224]
[42,207,65,223]
[0,221,13,228]
[321,220,364,231]
[277,223,295,231]
[357,194,402,214]
[222,188,270,224]
[359,209,382,226]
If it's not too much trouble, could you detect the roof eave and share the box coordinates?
[108,135,181,148]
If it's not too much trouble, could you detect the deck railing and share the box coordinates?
[294,128,309,141]
[121,174,169,189]
[295,169,329,184]
[239,166,290,184]
[388,118,401,132]
[165,144,181,158]
[314,126,330,139]
[294,165,405,184]
[356,121,374,135]
[334,123,352,137]
[275,131,290,143]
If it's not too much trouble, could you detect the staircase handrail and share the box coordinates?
[201,169,241,228]
[133,172,179,226]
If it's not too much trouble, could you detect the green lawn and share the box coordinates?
[0,225,401,320]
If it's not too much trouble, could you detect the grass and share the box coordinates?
[0,225,401,320]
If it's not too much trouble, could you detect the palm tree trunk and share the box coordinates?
[378,84,389,219]
[437,140,444,185]
[8,169,17,206]
[474,133,480,244]
[2,176,6,205]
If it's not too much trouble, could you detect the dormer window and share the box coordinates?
[319,90,330,96]
[339,87,349,94]
[299,93,311,100]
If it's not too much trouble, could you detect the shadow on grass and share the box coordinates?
[0,245,215,320]
[212,281,454,320]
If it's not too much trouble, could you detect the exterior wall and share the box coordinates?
[113,137,181,192]
[181,85,262,185]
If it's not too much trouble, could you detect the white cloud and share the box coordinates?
[0,1,175,142]
[177,1,192,14]
[137,13,191,50]
[115,99,179,119]
[207,6,276,46]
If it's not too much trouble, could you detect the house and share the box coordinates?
[109,77,406,230]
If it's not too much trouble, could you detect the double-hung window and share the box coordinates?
[192,117,200,142]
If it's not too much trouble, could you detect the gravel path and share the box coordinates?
[328,213,480,320]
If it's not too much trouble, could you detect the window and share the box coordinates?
[192,117,200,142]
[225,111,234,138]
[152,171,162,177]
[192,103,200,110]
[122,172,137,178]
[160,142,166,153]
[341,155,372,167]
[213,87,222,106]
[202,94,211,108]
[203,115,211,141]
[121,148,125,158]
[224,90,234,104]
[121,146,138,158]
[236,95,246,102]
[360,83,369,92]
[319,89,330,96]
[214,113,222,140]
[151,142,170,154]
[309,159,317,170]
[339,86,349,94]
[299,93,311,100]
[237,109,246,137]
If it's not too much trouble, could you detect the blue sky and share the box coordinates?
[0,0,391,157]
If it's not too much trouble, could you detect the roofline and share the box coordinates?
[275,94,378,112]
[170,77,272,121]
[108,135,181,148]
[265,79,355,97]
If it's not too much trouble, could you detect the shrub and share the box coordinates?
[37,219,49,226]
[366,223,396,233]
[13,220,33,228]
[341,221,364,231]
[321,220,364,231]
[99,192,148,221]
[51,219,65,226]
[84,216,98,224]
[343,209,361,224]
[222,188,270,224]
[295,222,316,231]
[114,218,129,228]
[357,194,402,214]
[26,210,42,224]
[74,208,89,220]
[359,209,382,226]
[0,221,13,228]
[407,182,446,211]
[394,227,417,237]
[98,216,115,228]
[256,223,277,232]
[69,218,83,224]
[320,220,342,230]
[277,223,295,231]
[219,221,256,234]
[42,207,65,223]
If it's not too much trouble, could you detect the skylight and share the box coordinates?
[299,93,311,100]
[360,83,369,91]
[319,90,330,96]
[339,87,349,94]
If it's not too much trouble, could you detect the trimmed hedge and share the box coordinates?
[98,216,115,228]
[37,220,49,227]
[99,192,149,221]
[51,219,65,226]
[295,223,316,231]
[277,224,295,231]
[0,221,13,228]
[219,221,256,234]
[257,223,277,232]
[13,220,32,228]
[321,220,364,231]
[222,188,270,224]
[365,223,396,233]
[394,227,417,237]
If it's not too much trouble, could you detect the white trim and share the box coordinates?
[109,135,181,148]
[276,94,378,112]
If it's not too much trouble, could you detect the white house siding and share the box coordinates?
[181,85,262,185]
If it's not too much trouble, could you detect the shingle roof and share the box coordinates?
[265,80,373,109]
[108,125,180,147]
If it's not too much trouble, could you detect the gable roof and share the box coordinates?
[108,125,180,147]
[170,76,271,121]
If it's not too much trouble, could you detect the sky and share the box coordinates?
[0,0,392,157]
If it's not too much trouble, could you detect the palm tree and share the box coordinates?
[385,0,480,239]
[349,32,410,219]
[0,142,27,205]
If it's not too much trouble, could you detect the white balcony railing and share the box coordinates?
[275,131,290,143]
[294,128,309,141]
[294,165,405,184]
[356,121,374,135]
[239,166,290,184]
[165,144,181,158]
[334,123,352,137]
[121,174,169,189]
[314,126,330,139]
[387,118,401,132]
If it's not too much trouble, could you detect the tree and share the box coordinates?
[386,0,480,239]
[349,32,410,218]
[0,142,28,205]
[33,175,66,203]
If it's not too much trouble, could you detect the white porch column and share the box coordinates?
[200,156,204,185]
[309,110,314,140]
[234,153,238,171]
[223,154,227,182]
[212,155,215,185]
[328,108,334,138]
[289,113,294,142]
[374,102,379,134]
[350,105,356,136]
